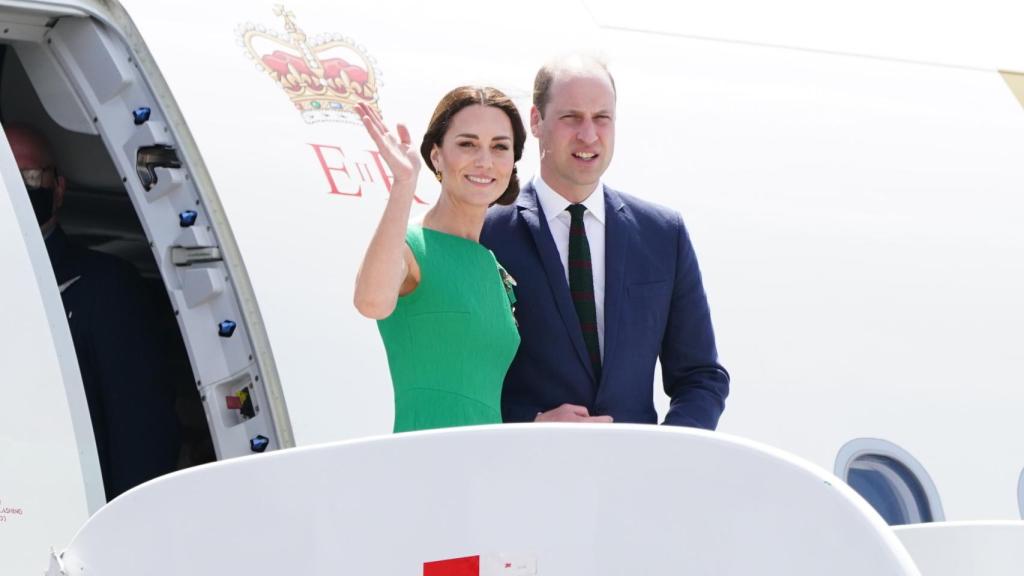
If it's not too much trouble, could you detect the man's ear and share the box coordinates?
[530,106,542,138]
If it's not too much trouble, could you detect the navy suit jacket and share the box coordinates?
[481,183,729,429]
[46,227,180,500]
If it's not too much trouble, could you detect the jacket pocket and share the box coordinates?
[625,280,671,329]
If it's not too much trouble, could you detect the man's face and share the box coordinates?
[531,70,616,202]
[7,127,63,229]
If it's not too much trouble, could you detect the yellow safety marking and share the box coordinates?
[1000,70,1024,110]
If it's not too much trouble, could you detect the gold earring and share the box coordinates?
[435,171,442,182]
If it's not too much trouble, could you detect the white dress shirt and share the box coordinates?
[533,176,606,358]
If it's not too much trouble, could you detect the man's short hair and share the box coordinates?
[532,54,617,119]
[3,122,57,169]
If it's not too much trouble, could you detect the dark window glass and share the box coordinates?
[847,455,933,526]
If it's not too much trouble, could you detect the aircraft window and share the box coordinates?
[835,439,943,526]
[1018,468,1024,519]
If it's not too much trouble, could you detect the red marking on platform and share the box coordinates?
[424,555,479,576]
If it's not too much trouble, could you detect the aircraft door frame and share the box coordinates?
[0,123,103,576]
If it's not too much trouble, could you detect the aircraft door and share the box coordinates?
[0,124,103,575]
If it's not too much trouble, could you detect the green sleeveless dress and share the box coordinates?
[377,225,520,432]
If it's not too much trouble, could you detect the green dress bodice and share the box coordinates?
[377,226,520,433]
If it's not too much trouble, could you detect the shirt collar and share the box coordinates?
[533,175,606,225]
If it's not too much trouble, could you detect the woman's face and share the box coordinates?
[431,104,515,207]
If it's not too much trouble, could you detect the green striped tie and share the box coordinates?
[566,204,601,380]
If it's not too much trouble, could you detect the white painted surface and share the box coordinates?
[115,0,1024,522]
[102,0,1024,524]
[583,0,1024,72]
[624,33,1024,522]
[895,522,1024,575]
[2,7,1022,572]
[0,119,101,576]
[57,425,920,575]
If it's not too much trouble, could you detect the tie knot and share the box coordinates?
[566,203,587,220]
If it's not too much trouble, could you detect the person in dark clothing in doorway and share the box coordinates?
[6,123,180,500]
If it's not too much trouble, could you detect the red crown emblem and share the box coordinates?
[238,5,382,123]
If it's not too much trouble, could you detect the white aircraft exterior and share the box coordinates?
[1,0,1023,574]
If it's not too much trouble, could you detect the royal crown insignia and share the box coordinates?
[238,5,382,124]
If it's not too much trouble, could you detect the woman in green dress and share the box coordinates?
[353,87,526,432]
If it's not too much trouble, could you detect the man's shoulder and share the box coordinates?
[484,201,519,221]
[483,184,532,234]
[482,202,519,241]
[70,244,145,287]
[606,186,681,228]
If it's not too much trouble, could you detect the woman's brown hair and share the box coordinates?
[420,86,526,206]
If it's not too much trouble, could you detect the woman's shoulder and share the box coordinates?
[403,222,426,253]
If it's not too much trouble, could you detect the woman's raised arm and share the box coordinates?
[353,102,423,319]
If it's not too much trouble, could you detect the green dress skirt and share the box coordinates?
[377,225,520,432]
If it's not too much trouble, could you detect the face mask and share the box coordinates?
[26,185,54,227]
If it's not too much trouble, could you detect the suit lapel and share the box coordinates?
[601,187,631,387]
[517,184,596,381]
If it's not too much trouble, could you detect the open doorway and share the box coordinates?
[0,5,287,508]
[0,38,214,499]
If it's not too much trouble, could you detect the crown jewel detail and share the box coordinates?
[239,5,382,123]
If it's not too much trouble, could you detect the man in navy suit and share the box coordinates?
[481,56,729,428]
